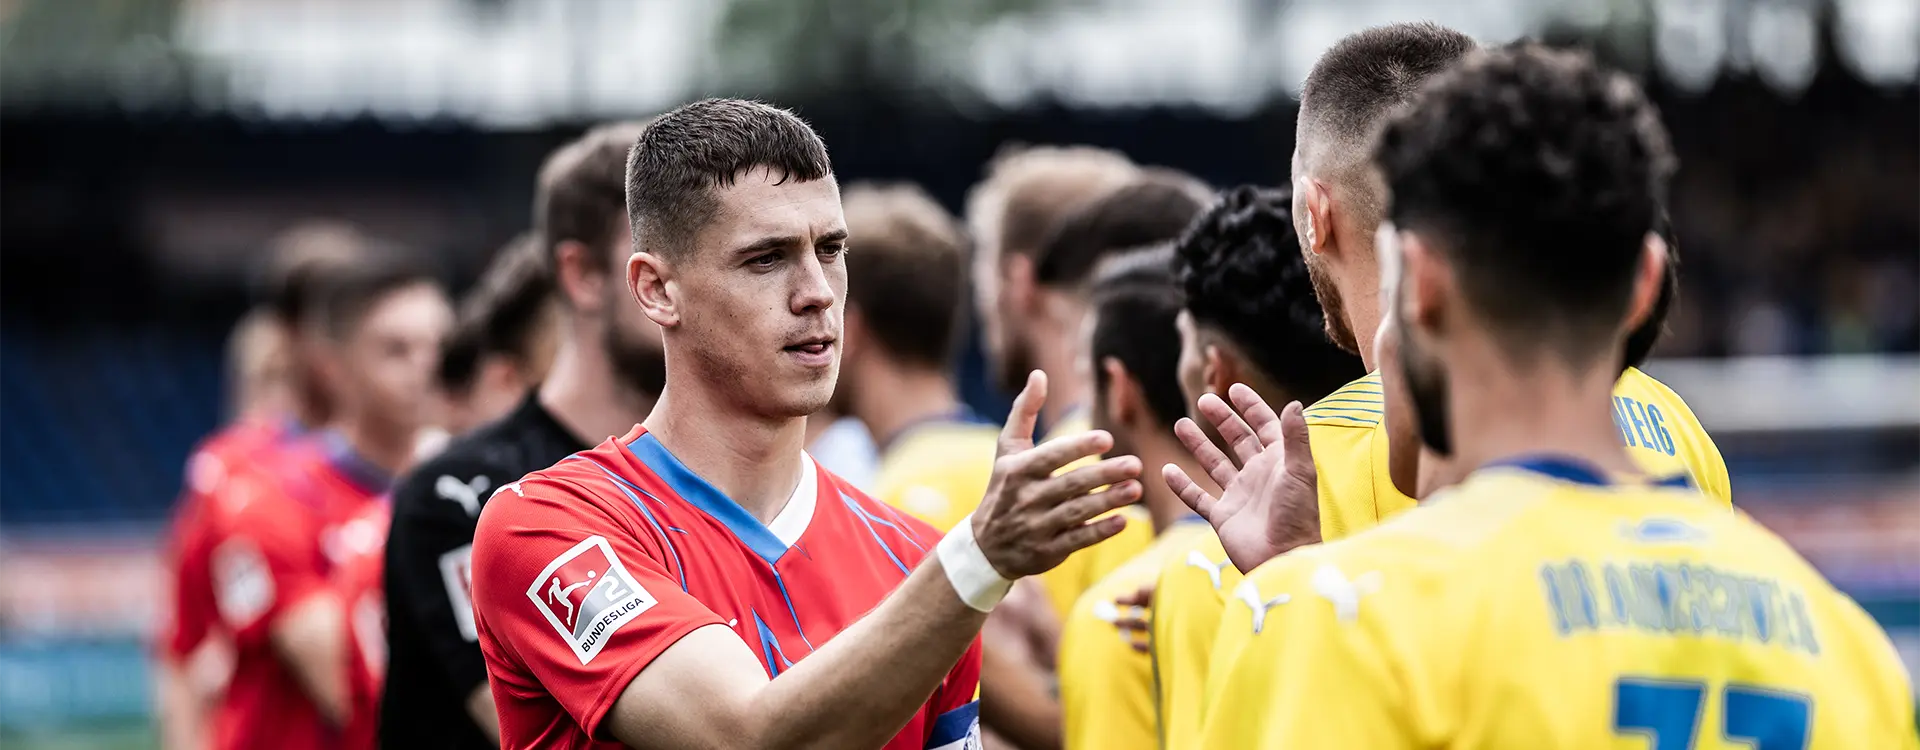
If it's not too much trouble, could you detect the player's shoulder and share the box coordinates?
[825,462,943,548]
[472,440,632,536]
[392,438,526,517]
[1305,372,1384,429]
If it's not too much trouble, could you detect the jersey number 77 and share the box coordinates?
[1613,676,1811,750]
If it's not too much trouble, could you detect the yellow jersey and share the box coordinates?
[1059,521,1215,750]
[1200,458,1917,750]
[1151,367,1734,750]
[1149,531,1240,750]
[1614,366,1733,503]
[874,415,1002,533]
[1036,407,1155,618]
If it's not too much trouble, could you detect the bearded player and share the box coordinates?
[1199,44,1915,750]
[1149,24,1734,748]
[383,121,667,750]
[470,99,1145,750]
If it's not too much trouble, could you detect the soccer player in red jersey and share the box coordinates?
[471,99,1146,750]
[333,498,393,750]
[154,223,369,750]
[203,258,452,750]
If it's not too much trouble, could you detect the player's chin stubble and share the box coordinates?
[1305,257,1360,356]
[1397,320,1453,459]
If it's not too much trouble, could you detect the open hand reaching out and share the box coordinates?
[1160,384,1320,573]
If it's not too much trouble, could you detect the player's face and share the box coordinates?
[340,283,455,438]
[969,234,1036,393]
[1380,222,1453,457]
[1292,148,1360,355]
[662,168,848,419]
[600,244,668,398]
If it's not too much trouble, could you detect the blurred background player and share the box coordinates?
[381,120,665,749]
[1200,44,1915,749]
[839,181,991,540]
[151,222,368,750]
[966,144,1139,439]
[434,232,561,440]
[1146,185,1364,750]
[834,180,1057,749]
[221,309,296,427]
[470,97,1144,750]
[1024,166,1216,600]
[1055,246,1217,750]
[199,256,449,750]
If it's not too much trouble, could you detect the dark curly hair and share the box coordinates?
[1172,185,1364,403]
[1375,44,1676,365]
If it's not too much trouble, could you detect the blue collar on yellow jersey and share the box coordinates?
[877,405,990,454]
[1488,454,1693,489]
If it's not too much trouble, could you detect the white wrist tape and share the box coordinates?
[937,514,1013,612]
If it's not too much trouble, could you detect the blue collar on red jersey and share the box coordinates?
[627,432,795,565]
[321,430,395,496]
[1485,454,1693,489]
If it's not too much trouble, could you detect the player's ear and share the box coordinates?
[1003,253,1036,315]
[1399,230,1446,333]
[1298,176,1335,258]
[628,251,679,328]
[1622,232,1668,336]
[1203,344,1236,399]
[555,240,606,314]
[1100,356,1136,426]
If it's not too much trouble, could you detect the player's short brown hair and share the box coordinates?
[459,233,558,368]
[312,255,440,341]
[536,120,652,274]
[965,144,1139,261]
[1034,169,1213,289]
[1298,23,1477,229]
[625,99,832,259]
[255,221,372,327]
[842,181,969,370]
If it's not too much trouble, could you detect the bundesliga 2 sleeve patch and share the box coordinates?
[527,536,657,665]
[213,538,275,628]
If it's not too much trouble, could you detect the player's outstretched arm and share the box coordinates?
[606,371,1143,750]
[270,593,351,725]
[1163,384,1320,572]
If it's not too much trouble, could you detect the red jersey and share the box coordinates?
[158,419,300,665]
[207,432,391,750]
[471,427,983,750]
[335,499,393,750]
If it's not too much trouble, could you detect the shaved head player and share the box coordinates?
[470,99,1145,750]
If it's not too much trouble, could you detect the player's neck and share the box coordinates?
[644,379,809,524]
[1134,430,1205,535]
[1340,279,1383,373]
[1446,339,1639,482]
[330,414,415,476]
[1032,346,1086,428]
[540,333,656,448]
[854,364,960,453]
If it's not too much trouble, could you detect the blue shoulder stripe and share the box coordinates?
[1304,413,1379,427]
[575,457,690,592]
[840,492,911,577]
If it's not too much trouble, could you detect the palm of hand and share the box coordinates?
[1163,384,1321,574]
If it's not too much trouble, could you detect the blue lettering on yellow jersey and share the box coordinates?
[1199,457,1916,750]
